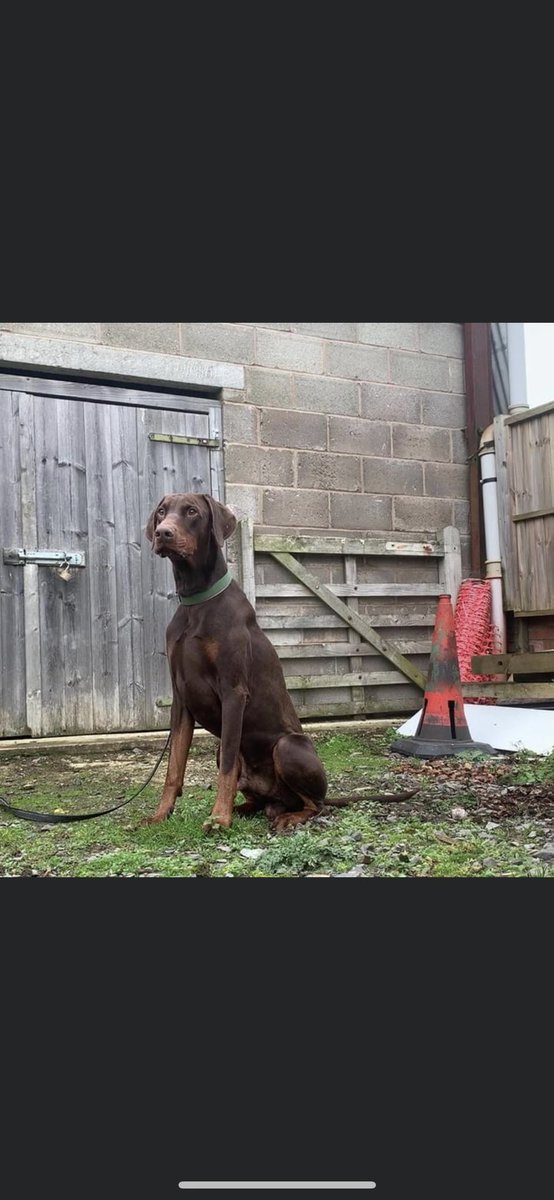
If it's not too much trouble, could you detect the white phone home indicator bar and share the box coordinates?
[178,1184,376,1190]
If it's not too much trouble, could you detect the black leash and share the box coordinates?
[0,733,171,824]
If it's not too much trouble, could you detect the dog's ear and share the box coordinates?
[145,499,164,543]
[203,494,237,546]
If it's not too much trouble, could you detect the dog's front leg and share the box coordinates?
[142,702,194,824]
[203,685,247,832]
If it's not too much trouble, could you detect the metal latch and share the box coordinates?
[3,548,86,568]
[148,433,219,447]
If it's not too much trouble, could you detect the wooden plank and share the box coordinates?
[505,399,554,424]
[273,640,432,658]
[294,699,419,719]
[156,696,417,717]
[269,551,427,689]
[510,417,529,612]
[138,407,211,729]
[139,407,185,731]
[18,393,42,736]
[258,612,437,629]
[461,682,554,700]
[471,652,554,675]
[494,414,516,611]
[439,526,462,610]
[237,517,256,607]
[254,533,443,556]
[513,506,554,522]
[514,607,554,619]
[0,372,221,414]
[511,410,554,612]
[511,617,529,655]
[54,396,93,734]
[285,670,408,690]
[110,404,146,731]
[34,396,68,734]
[344,554,364,705]
[84,401,121,732]
[0,391,27,735]
[207,403,225,503]
[256,582,443,598]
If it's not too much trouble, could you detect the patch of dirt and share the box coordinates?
[0,739,220,796]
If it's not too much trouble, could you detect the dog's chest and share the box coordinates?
[169,631,222,711]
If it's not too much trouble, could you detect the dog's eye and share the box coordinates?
[187,507,197,517]
[157,508,165,518]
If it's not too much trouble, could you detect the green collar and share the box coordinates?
[177,570,233,606]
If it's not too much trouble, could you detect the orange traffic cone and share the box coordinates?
[391,594,498,758]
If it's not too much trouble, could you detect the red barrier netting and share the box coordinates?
[454,579,499,705]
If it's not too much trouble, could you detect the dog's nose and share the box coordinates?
[156,524,174,542]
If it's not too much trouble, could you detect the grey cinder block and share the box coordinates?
[260,409,327,449]
[392,424,451,462]
[263,488,329,526]
[325,341,389,383]
[357,323,418,350]
[330,492,393,531]
[225,445,294,487]
[181,323,255,364]
[363,457,423,496]
[297,452,362,492]
[390,351,450,392]
[328,415,390,456]
[255,329,323,374]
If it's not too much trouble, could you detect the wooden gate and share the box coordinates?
[0,375,223,737]
[495,401,554,616]
[232,522,462,720]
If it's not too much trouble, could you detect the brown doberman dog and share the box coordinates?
[144,491,329,833]
[144,492,416,833]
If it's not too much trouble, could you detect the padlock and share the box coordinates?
[58,565,73,582]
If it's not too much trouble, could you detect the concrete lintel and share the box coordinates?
[0,331,245,392]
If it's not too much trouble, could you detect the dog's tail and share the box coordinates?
[324,789,419,809]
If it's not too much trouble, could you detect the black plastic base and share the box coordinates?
[390,737,499,759]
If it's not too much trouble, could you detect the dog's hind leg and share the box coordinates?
[234,790,266,817]
[142,702,194,824]
[271,733,327,832]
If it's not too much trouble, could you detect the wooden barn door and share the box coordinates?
[0,384,219,737]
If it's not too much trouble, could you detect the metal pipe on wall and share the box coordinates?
[506,322,529,414]
[478,423,507,657]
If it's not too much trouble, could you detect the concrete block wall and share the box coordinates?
[0,322,469,557]
[218,323,469,569]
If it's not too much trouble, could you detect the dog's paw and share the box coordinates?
[202,815,232,834]
[140,811,173,826]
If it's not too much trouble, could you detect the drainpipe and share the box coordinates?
[506,322,529,414]
[478,424,507,658]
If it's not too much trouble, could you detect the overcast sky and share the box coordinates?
[523,323,554,407]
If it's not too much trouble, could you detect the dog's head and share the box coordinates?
[145,493,237,563]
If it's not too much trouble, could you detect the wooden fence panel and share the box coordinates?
[496,404,554,615]
[232,522,462,720]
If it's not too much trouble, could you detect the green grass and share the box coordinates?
[1,731,554,878]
